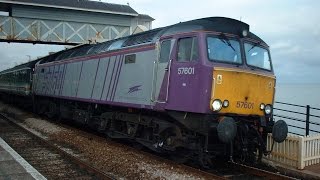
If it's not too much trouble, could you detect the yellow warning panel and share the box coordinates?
[210,67,275,116]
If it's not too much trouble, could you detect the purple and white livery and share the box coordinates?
[1,17,288,166]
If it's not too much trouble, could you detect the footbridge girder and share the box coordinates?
[0,0,154,45]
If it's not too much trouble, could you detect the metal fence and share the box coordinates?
[273,101,320,136]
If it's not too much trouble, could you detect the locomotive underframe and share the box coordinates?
[31,95,272,165]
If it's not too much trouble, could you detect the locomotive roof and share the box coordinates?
[160,17,265,43]
[167,17,248,35]
[117,17,265,44]
[37,17,267,64]
[111,17,265,48]
[0,17,269,75]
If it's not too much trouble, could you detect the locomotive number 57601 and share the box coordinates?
[177,67,195,75]
[236,101,254,109]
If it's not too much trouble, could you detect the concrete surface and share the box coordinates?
[0,138,46,180]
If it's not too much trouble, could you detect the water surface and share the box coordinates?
[274,84,320,135]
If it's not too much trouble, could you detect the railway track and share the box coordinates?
[68,124,296,179]
[43,120,296,179]
[68,119,295,179]
[227,162,296,179]
[0,113,115,180]
[0,109,296,179]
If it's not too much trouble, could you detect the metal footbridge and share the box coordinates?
[0,0,154,45]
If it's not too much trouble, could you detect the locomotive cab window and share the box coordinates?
[207,36,242,64]
[244,43,271,71]
[177,37,198,62]
[159,40,172,63]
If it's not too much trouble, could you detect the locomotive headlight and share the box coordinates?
[260,103,265,110]
[223,100,229,107]
[264,104,272,115]
[242,30,248,37]
[212,99,222,111]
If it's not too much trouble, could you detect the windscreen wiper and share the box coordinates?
[218,33,236,52]
[247,41,261,52]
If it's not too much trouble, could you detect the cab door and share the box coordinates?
[152,38,174,103]
[165,36,201,112]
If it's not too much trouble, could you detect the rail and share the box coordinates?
[231,162,295,179]
[273,101,320,136]
[0,113,115,179]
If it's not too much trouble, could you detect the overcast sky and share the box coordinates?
[0,0,319,84]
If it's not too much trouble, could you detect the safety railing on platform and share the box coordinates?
[266,102,320,169]
[266,134,320,169]
[273,101,320,136]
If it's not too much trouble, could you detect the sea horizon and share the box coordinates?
[274,83,320,135]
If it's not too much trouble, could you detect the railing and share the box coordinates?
[273,101,320,136]
[266,134,320,169]
[266,101,320,169]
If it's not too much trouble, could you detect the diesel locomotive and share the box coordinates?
[0,17,288,165]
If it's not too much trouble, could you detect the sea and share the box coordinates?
[274,84,320,136]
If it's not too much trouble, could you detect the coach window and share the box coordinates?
[177,37,198,62]
[159,40,172,63]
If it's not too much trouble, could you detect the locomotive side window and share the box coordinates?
[159,40,172,63]
[177,37,198,62]
[207,37,242,64]
[125,54,136,64]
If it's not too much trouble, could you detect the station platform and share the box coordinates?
[303,164,320,178]
[0,138,46,180]
[1,133,320,179]
[277,163,320,179]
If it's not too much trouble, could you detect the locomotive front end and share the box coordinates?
[211,67,275,117]
[206,33,288,162]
